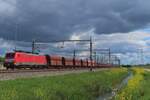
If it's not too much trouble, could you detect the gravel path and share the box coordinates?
[0,64,4,69]
[0,68,109,81]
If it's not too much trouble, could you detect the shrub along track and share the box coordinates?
[114,68,150,100]
[97,69,133,100]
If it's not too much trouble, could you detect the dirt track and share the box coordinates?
[0,68,109,81]
[145,69,150,72]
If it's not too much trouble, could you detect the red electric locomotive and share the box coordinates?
[4,51,47,69]
[4,51,113,69]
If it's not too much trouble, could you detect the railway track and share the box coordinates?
[0,68,93,74]
[0,68,110,81]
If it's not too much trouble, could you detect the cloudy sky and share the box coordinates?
[0,0,150,64]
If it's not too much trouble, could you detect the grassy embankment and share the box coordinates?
[0,68,127,100]
[115,68,150,100]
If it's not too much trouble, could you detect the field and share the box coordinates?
[115,68,150,100]
[0,68,127,100]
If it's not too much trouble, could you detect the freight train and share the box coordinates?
[4,51,113,69]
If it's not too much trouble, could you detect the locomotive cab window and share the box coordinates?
[6,53,15,58]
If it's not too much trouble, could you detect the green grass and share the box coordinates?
[0,68,128,100]
[115,68,150,100]
[138,72,150,100]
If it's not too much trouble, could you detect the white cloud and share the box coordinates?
[0,38,14,48]
[0,0,17,16]
[70,34,80,40]
[0,38,15,56]
[70,29,150,64]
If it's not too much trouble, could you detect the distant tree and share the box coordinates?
[0,57,4,63]
[122,65,132,68]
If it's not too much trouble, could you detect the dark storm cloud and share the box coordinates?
[0,0,150,42]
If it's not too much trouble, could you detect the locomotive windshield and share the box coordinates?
[5,53,15,59]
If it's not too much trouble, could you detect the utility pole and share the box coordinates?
[118,59,121,67]
[90,37,93,71]
[94,52,97,63]
[73,49,76,59]
[137,48,144,65]
[32,39,36,54]
[115,56,121,67]
[97,55,99,64]
[140,49,144,65]
[108,48,111,64]
[14,23,18,51]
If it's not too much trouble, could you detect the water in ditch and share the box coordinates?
[97,71,133,100]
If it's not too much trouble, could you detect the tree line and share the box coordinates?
[0,57,4,63]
